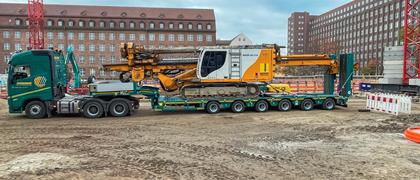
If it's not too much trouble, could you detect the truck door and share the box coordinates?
[8,53,53,112]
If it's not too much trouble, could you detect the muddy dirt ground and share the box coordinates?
[0,98,419,179]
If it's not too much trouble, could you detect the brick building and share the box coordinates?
[288,0,406,73]
[0,3,216,79]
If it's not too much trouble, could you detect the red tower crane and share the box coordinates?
[403,0,420,83]
[27,0,45,49]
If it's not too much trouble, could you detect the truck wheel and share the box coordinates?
[25,101,47,119]
[300,99,314,111]
[255,100,269,112]
[83,101,104,119]
[206,101,221,114]
[278,99,292,111]
[322,98,336,110]
[231,101,246,113]
[109,99,130,117]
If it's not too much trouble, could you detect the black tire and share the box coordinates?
[322,98,336,110]
[25,101,47,119]
[109,99,130,117]
[300,99,314,111]
[231,101,246,113]
[206,101,221,114]
[83,101,104,119]
[278,99,292,111]
[254,100,269,112]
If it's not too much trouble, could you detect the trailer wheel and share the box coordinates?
[109,99,130,117]
[25,101,47,119]
[300,99,314,111]
[278,99,292,111]
[322,98,336,110]
[231,101,246,113]
[255,100,269,112]
[206,101,221,114]
[83,101,104,119]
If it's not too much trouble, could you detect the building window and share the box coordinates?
[78,56,85,64]
[149,45,155,49]
[149,34,155,41]
[78,44,85,52]
[159,34,165,41]
[178,34,184,41]
[110,56,116,64]
[140,22,145,29]
[68,20,74,27]
[206,35,212,42]
[109,44,115,52]
[89,44,95,52]
[169,23,174,29]
[99,44,105,52]
[15,43,21,50]
[197,34,203,42]
[58,44,64,50]
[3,55,10,63]
[109,33,115,41]
[78,33,85,40]
[47,32,53,40]
[47,20,53,27]
[15,19,23,26]
[168,34,175,41]
[99,56,105,64]
[89,21,95,28]
[58,20,64,27]
[159,22,165,29]
[197,24,202,30]
[99,33,105,40]
[129,22,135,29]
[188,34,193,41]
[207,24,212,30]
[47,44,53,49]
[129,34,135,41]
[89,56,95,64]
[89,32,95,40]
[119,22,125,28]
[58,32,64,40]
[140,34,145,41]
[119,33,125,40]
[90,68,96,76]
[99,21,105,28]
[188,23,193,30]
[100,70,105,77]
[178,23,184,29]
[68,32,74,40]
[149,22,155,29]
[110,21,115,28]
[15,32,21,39]
[78,21,85,27]
[3,31,10,39]
[80,68,85,76]
[3,43,10,50]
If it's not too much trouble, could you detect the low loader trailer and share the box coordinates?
[7,49,354,119]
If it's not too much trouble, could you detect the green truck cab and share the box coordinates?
[8,50,67,118]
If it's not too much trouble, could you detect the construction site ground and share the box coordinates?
[0,98,419,179]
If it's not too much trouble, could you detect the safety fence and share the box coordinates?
[366,93,412,116]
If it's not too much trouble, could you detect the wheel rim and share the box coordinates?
[326,101,334,109]
[87,105,100,116]
[30,105,41,115]
[234,103,243,112]
[304,101,312,110]
[258,102,267,111]
[114,103,126,115]
[209,104,218,113]
[281,102,290,110]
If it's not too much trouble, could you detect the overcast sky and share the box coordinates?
[0,0,349,46]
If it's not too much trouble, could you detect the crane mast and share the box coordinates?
[27,0,45,50]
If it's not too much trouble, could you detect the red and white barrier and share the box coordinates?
[366,93,412,116]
